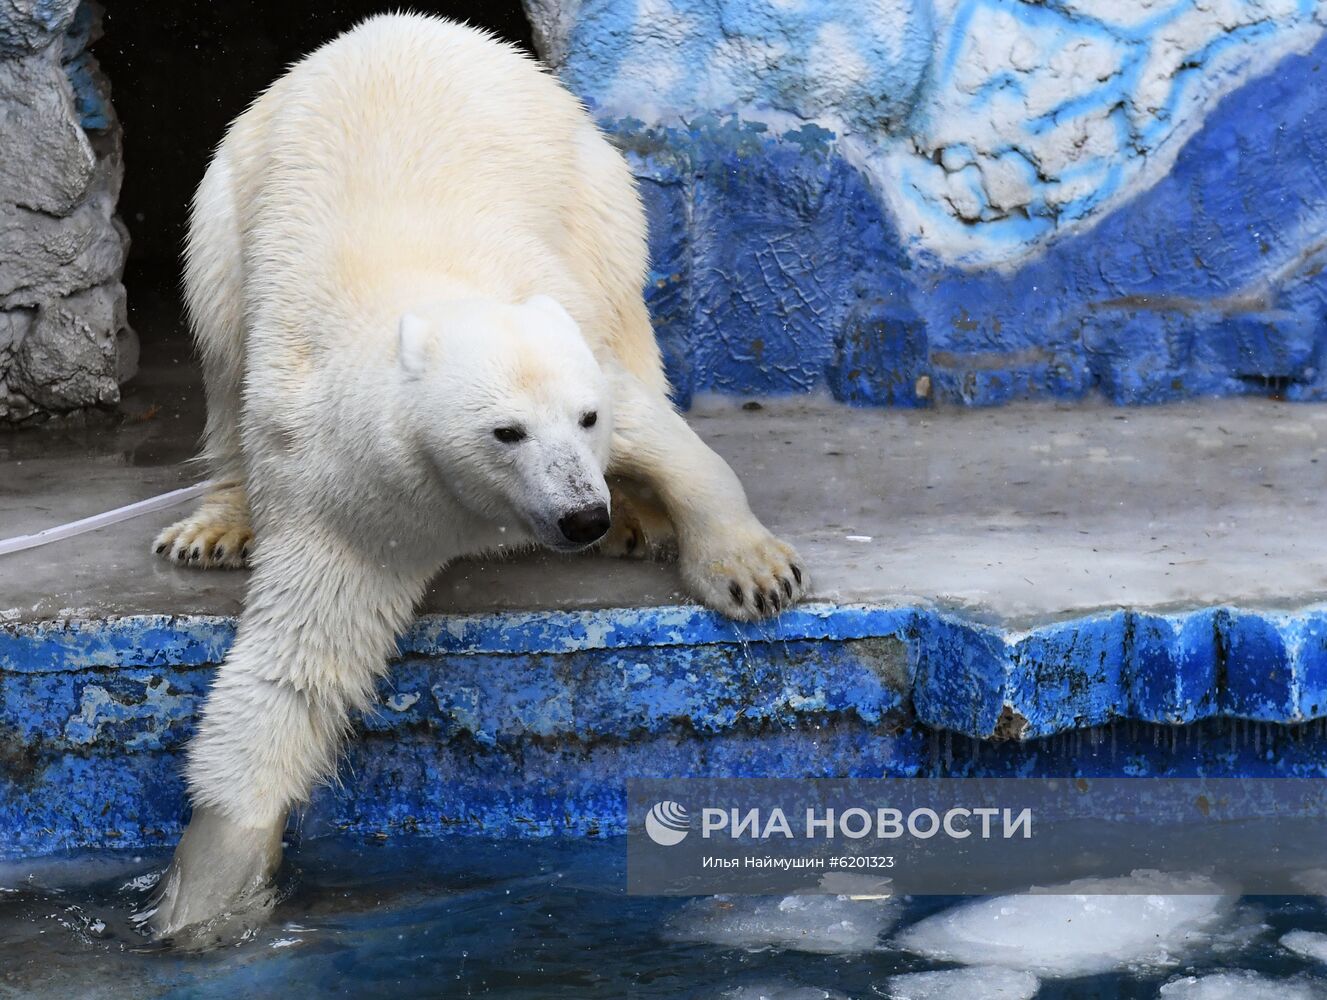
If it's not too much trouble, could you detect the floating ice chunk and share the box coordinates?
[894,871,1234,977]
[885,965,1039,999]
[663,892,900,954]
[1159,970,1326,999]
[718,983,850,1000]
[1284,930,1327,964]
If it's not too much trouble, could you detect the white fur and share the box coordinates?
[149,13,806,940]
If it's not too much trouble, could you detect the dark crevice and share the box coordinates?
[95,2,534,349]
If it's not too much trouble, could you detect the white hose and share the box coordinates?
[0,480,214,557]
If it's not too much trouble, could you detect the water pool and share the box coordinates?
[4,836,1327,998]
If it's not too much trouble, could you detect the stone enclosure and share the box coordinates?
[5,0,1327,860]
[0,0,132,425]
[3,0,1325,420]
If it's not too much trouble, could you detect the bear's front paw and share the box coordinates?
[151,482,253,567]
[152,487,254,570]
[679,522,807,621]
[142,806,283,949]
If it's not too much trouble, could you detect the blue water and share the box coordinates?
[2,836,1327,998]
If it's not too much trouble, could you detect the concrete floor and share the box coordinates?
[3,353,1327,626]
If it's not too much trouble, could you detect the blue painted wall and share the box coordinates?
[527,1,1327,407]
[7,604,1327,856]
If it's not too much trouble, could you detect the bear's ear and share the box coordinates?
[524,294,576,328]
[398,313,431,376]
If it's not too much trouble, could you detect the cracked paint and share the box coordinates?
[538,0,1324,265]
[524,1,1327,408]
[8,606,1327,854]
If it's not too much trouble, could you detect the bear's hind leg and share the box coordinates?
[599,477,678,561]
[153,483,254,569]
[156,148,254,571]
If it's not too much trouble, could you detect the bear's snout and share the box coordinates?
[558,503,610,545]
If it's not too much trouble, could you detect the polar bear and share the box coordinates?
[145,14,806,941]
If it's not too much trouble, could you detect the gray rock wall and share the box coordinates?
[0,0,133,425]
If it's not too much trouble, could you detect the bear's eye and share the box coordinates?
[580,410,598,429]
[493,426,526,444]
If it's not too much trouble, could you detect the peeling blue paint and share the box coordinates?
[6,601,1327,857]
[591,28,1327,408]
[62,50,111,133]
[59,2,112,134]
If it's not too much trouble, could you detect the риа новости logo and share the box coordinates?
[644,801,690,846]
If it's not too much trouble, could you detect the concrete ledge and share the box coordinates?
[8,602,1327,738]
[5,602,1327,857]
[7,398,1327,625]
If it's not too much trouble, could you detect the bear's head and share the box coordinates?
[396,294,613,551]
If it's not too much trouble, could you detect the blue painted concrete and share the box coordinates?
[6,602,1327,857]
[530,0,1327,409]
[559,0,934,141]
[61,3,112,133]
[616,32,1327,409]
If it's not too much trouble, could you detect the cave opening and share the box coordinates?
[97,1,535,371]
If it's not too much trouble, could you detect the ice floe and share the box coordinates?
[1284,930,1327,964]
[894,871,1234,977]
[717,984,850,1000]
[663,892,899,954]
[1159,970,1326,998]
[884,965,1039,999]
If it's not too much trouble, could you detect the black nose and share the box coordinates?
[558,503,610,545]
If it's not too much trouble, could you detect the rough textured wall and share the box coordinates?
[527,0,1327,407]
[0,0,133,425]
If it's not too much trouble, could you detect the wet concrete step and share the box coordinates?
[5,397,1326,625]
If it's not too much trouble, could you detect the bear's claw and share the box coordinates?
[152,485,254,570]
[681,522,807,622]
